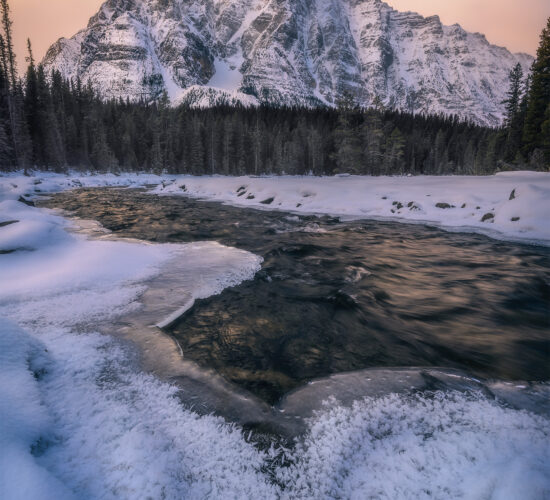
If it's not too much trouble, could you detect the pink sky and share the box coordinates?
[10,0,550,70]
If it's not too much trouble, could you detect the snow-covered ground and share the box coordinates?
[1,171,549,499]
[3,170,550,245]
[153,171,550,246]
[0,173,270,498]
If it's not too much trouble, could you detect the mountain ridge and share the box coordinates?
[42,0,533,125]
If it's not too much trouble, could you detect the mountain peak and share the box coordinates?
[42,0,533,125]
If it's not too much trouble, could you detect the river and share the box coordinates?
[41,188,550,409]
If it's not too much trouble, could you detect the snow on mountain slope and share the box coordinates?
[42,0,532,125]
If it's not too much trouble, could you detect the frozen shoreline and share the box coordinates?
[152,171,550,246]
[2,169,549,246]
[0,174,271,498]
[1,171,550,499]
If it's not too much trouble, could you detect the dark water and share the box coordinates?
[42,188,550,404]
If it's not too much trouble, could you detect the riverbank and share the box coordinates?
[1,170,549,245]
[40,187,550,405]
[154,171,550,246]
[1,172,549,499]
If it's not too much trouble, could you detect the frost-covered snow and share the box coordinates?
[0,321,74,500]
[280,393,550,499]
[1,171,549,499]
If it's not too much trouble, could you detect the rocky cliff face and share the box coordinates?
[43,0,533,125]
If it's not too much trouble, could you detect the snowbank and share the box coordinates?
[0,173,272,498]
[280,393,550,499]
[1,171,549,499]
[154,172,550,245]
[2,170,549,245]
[0,320,74,500]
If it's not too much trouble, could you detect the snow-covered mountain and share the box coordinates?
[42,0,533,125]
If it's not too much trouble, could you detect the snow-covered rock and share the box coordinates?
[42,0,533,125]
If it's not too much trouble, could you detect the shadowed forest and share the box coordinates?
[1,1,549,175]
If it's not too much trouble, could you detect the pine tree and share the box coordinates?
[502,63,526,163]
[90,125,118,171]
[0,115,9,165]
[189,116,205,173]
[150,130,163,173]
[541,103,550,154]
[87,106,116,171]
[503,63,524,126]
[383,127,406,175]
[0,0,16,89]
[483,133,498,173]
[50,70,69,164]
[432,129,448,174]
[0,1,31,169]
[220,115,236,175]
[0,34,11,166]
[251,110,262,175]
[473,131,488,174]
[24,39,39,164]
[523,17,550,166]
[65,115,79,165]
[0,60,10,166]
[307,127,324,175]
[462,138,476,174]
[332,110,362,173]
[36,65,65,169]
[362,111,384,175]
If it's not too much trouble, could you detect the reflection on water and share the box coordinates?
[42,189,550,404]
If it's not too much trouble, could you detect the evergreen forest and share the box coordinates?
[1,0,549,176]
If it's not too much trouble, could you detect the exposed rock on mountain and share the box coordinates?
[43,0,533,125]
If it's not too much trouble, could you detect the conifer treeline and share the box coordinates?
[1,1,549,175]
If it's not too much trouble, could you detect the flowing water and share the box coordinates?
[41,188,550,406]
